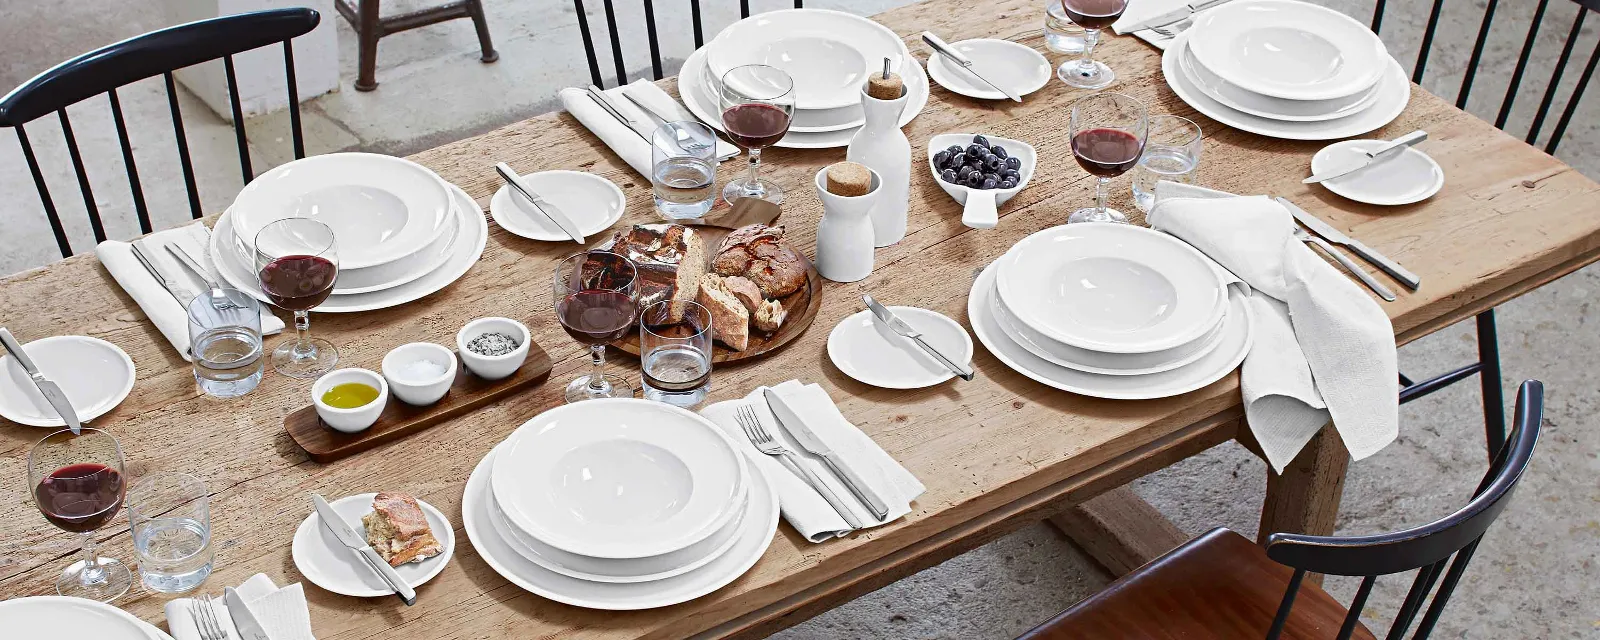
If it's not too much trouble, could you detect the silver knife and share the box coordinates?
[1119,0,1234,33]
[586,85,656,141]
[619,91,670,129]
[312,493,417,605]
[0,328,82,434]
[619,87,740,160]
[862,294,974,381]
[1292,226,1396,301]
[163,243,220,291]
[1303,130,1428,185]
[762,388,891,519]
[223,587,271,640]
[495,162,586,244]
[130,242,185,303]
[920,32,1022,102]
[1275,197,1421,290]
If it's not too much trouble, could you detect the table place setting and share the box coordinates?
[165,574,314,640]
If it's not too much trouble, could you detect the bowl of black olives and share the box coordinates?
[926,133,1036,229]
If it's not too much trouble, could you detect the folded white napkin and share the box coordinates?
[1112,0,1212,50]
[94,222,284,361]
[559,79,738,179]
[1149,182,1398,472]
[165,573,316,640]
[700,380,925,542]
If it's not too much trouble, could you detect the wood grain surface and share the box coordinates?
[3,1,1600,639]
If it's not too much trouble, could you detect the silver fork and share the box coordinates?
[1149,17,1194,38]
[189,596,229,640]
[735,404,865,529]
[1293,225,1396,301]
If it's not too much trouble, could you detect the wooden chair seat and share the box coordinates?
[1019,528,1376,640]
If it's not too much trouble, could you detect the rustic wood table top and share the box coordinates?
[4,1,1600,638]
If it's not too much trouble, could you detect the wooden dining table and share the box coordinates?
[4,0,1600,637]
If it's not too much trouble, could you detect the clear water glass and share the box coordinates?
[653,121,718,219]
[128,472,213,593]
[1044,0,1088,54]
[186,289,263,399]
[640,300,712,408]
[1132,115,1203,212]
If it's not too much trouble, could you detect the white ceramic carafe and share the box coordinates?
[846,83,911,247]
[813,166,880,283]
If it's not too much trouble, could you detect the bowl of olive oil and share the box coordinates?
[312,368,388,432]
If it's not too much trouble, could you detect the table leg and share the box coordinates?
[1257,424,1350,585]
[1048,486,1189,576]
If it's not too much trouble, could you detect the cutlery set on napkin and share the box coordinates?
[165,574,314,640]
[560,80,740,178]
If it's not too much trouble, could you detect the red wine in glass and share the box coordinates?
[1072,128,1145,177]
[35,462,124,533]
[259,254,337,311]
[722,103,792,150]
[1060,0,1128,29]
[558,290,637,344]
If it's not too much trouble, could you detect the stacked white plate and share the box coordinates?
[210,152,488,313]
[1162,0,1410,140]
[679,8,929,149]
[0,596,174,639]
[464,398,779,610]
[968,224,1254,400]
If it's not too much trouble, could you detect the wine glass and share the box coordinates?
[29,428,132,601]
[1057,0,1129,89]
[1069,93,1148,224]
[553,251,640,403]
[719,64,795,206]
[254,218,340,378]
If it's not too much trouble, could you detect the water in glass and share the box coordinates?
[653,157,715,219]
[1132,148,1199,211]
[193,328,263,398]
[1044,0,1088,53]
[134,516,212,592]
[642,345,712,406]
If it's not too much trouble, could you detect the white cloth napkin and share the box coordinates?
[164,573,316,640]
[94,222,284,361]
[700,380,925,542]
[559,79,738,179]
[1112,0,1213,50]
[1149,182,1399,472]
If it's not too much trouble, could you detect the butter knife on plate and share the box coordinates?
[862,294,975,381]
[920,32,1022,102]
[1303,130,1427,185]
[312,493,417,605]
[762,388,891,519]
[223,587,271,640]
[1274,197,1421,290]
[495,162,586,244]
[0,328,82,434]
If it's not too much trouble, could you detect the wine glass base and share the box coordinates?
[57,557,132,602]
[565,373,635,403]
[271,337,339,379]
[723,177,784,206]
[1058,60,1116,90]
[1069,206,1130,224]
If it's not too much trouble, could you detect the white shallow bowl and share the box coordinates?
[1187,0,1387,101]
[324,205,459,294]
[491,398,748,559]
[1179,43,1379,122]
[456,317,530,380]
[291,492,455,598]
[707,8,907,110]
[695,38,868,133]
[0,335,134,428]
[926,132,1036,230]
[0,596,166,640]
[1311,139,1445,206]
[489,170,626,242]
[827,306,974,389]
[312,368,388,433]
[382,342,457,406]
[925,38,1052,101]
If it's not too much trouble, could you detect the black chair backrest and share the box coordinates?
[1260,380,1544,640]
[573,0,804,89]
[1380,0,1599,154]
[0,8,320,259]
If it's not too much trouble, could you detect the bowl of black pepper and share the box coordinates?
[456,317,531,380]
[926,132,1037,230]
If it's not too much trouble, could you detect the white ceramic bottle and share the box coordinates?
[846,83,911,247]
[813,166,880,283]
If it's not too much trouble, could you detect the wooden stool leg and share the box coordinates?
[1259,425,1350,585]
[465,0,499,63]
[355,0,381,91]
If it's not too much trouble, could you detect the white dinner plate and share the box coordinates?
[695,38,866,133]
[0,596,162,640]
[997,224,1226,354]
[1187,0,1386,101]
[488,170,625,242]
[291,492,455,598]
[1163,31,1410,141]
[211,183,488,313]
[925,39,1052,101]
[707,9,907,110]
[464,442,779,610]
[0,336,134,428]
[326,202,460,294]
[1179,42,1380,122]
[229,153,453,270]
[971,263,1254,400]
[491,399,747,559]
[1311,139,1444,206]
[827,306,973,389]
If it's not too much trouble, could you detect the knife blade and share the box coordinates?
[223,587,271,640]
[762,388,891,519]
[312,493,417,605]
[861,294,974,381]
[586,85,657,142]
[1274,197,1421,290]
[920,32,1022,102]
[0,328,82,434]
[1118,0,1234,33]
[495,163,586,244]
[1303,130,1428,185]
[130,242,185,303]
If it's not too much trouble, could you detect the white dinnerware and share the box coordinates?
[1186,0,1386,101]
[291,492,454,598]
[489,170,626,242]
[1178,43,1381,122]
[827,306,973,389]
[329,206,459,294]
[925,38,1051,101]
[381,342,457,406]
[0,335,133,428]
[1311,139,1444,206]
[0,596,170,640]
[926,132,1037,230]
[706,9,907,110]
[456,317,531,380]
[813,166,879,283]
[847,83,912,247]
[311,368,388,433]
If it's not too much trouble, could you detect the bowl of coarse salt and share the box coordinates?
[381,342,458,405]
[455,317,531,380]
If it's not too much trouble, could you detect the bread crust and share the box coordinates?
[712,224,807,298]
[362,492,443,567]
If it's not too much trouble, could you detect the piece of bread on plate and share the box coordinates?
[362,492,443,567]
[607,224,705,321]
[696,274,750,351]
[711,224,807,298]
[753,298,787,333]
[722,275,764,314]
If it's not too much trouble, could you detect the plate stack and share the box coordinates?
[1162,0,1409,140]
[678,8,930,149]
[210,152,488,314]
[463,398,780,610]
[968,224,1254,400]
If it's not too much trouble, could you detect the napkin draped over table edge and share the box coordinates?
[165,573,316,640]
[560,79,739,180]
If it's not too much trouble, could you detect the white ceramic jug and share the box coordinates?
[813,166,880,283]
[846,83,911,247]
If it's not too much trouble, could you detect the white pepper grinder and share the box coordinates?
[847,58,911,248]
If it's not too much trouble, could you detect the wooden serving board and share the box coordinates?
[285,345,552,463]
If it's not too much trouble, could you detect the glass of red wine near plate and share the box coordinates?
[254,218,341,378]
[1069,92,1148,224]
[1056,0,1129,90]
[719,64,795,206]
[553,251,640,403]
[28,428,132,601]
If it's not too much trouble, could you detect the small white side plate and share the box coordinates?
[0,336,134,428]
[489,170,626,242]
[1312,140,1444,206]
[827,306,974,389]
[292,493,455,598]
[926,39,1051,101]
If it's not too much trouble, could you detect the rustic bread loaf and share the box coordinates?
[711,224,807,298]
[605,224,705,321]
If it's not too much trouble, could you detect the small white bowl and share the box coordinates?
[312,368,388,433]
[927,132,1037,230]
[456,317,531,380]
[381,343,458,406]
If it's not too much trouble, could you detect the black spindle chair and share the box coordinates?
[0,8,320,260]
[573,0,805,89]
[1017,380,1545,640]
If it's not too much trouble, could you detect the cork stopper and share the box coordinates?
[866,57,904,100]
[825,162,873,197]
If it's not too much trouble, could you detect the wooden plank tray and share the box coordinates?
[285,344,552,463]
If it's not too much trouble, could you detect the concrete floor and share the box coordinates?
[4,0,1599,638]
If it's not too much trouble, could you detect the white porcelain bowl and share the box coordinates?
[312,368,388,433]
[456,317,530,380]
[381,342,458,406]
[706,8,908,110]
[927,132,1037,230]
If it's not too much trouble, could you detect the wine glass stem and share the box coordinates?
[1095,177,1111,216]
[1078,28,1101,70]
[76,532,106,585]
[745,148,763,189]
[292,310,315,360]
[587,344,609,392]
